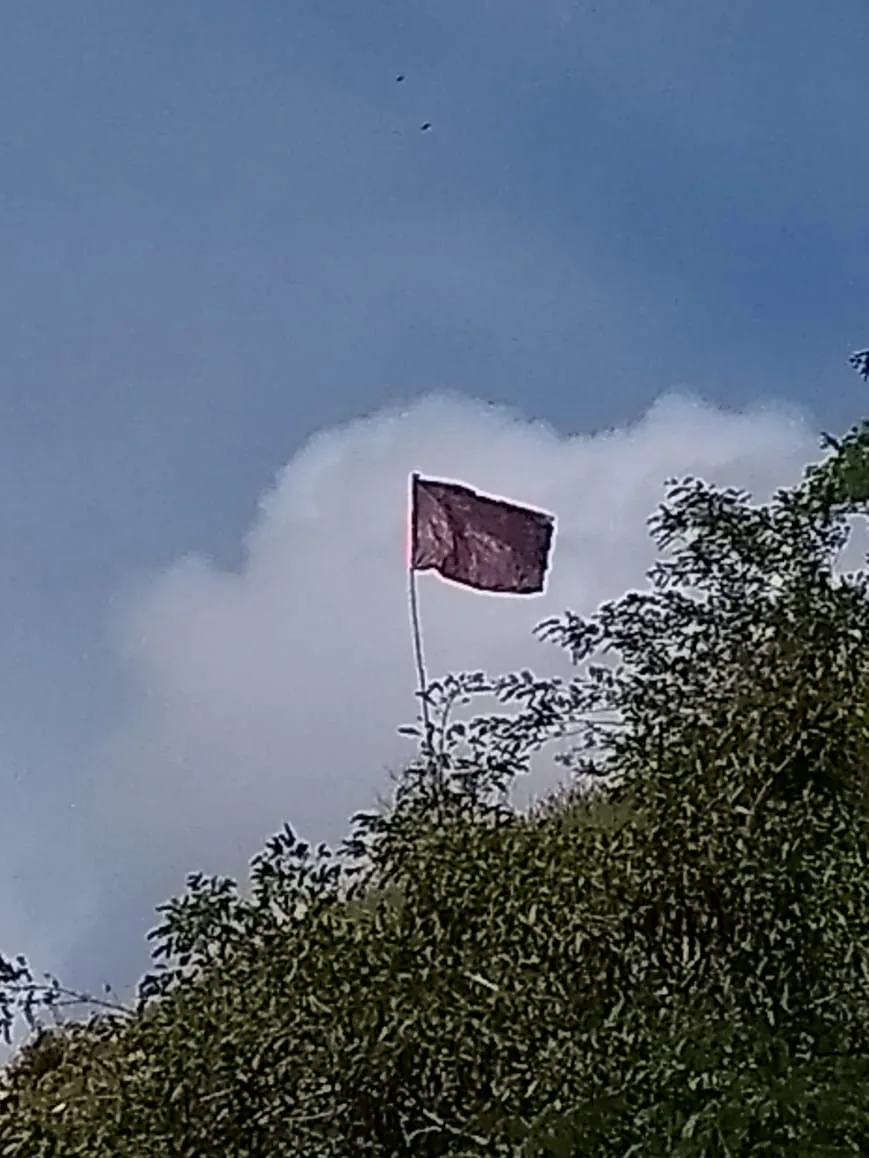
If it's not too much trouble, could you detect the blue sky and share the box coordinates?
[1,0,867,1032]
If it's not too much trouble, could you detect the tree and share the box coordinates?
[4,409,869,1153]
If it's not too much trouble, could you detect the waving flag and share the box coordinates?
[410,474,555,595]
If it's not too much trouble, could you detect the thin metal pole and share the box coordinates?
[408,565,433,749]
[408,472,441,804]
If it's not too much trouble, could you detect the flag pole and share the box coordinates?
[408,562,433,749]
[408,473,440,800]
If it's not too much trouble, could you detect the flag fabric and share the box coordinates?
[410,474,555,594]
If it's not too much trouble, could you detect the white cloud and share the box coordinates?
[7,390,820,1017]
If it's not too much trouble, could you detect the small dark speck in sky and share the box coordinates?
[396,74,405,82]
[420,122,431,132]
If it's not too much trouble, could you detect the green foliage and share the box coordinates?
[4,418,869,1153]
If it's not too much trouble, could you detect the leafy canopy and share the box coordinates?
[4,413,869,1154]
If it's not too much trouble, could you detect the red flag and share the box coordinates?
[410,475,555,594]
